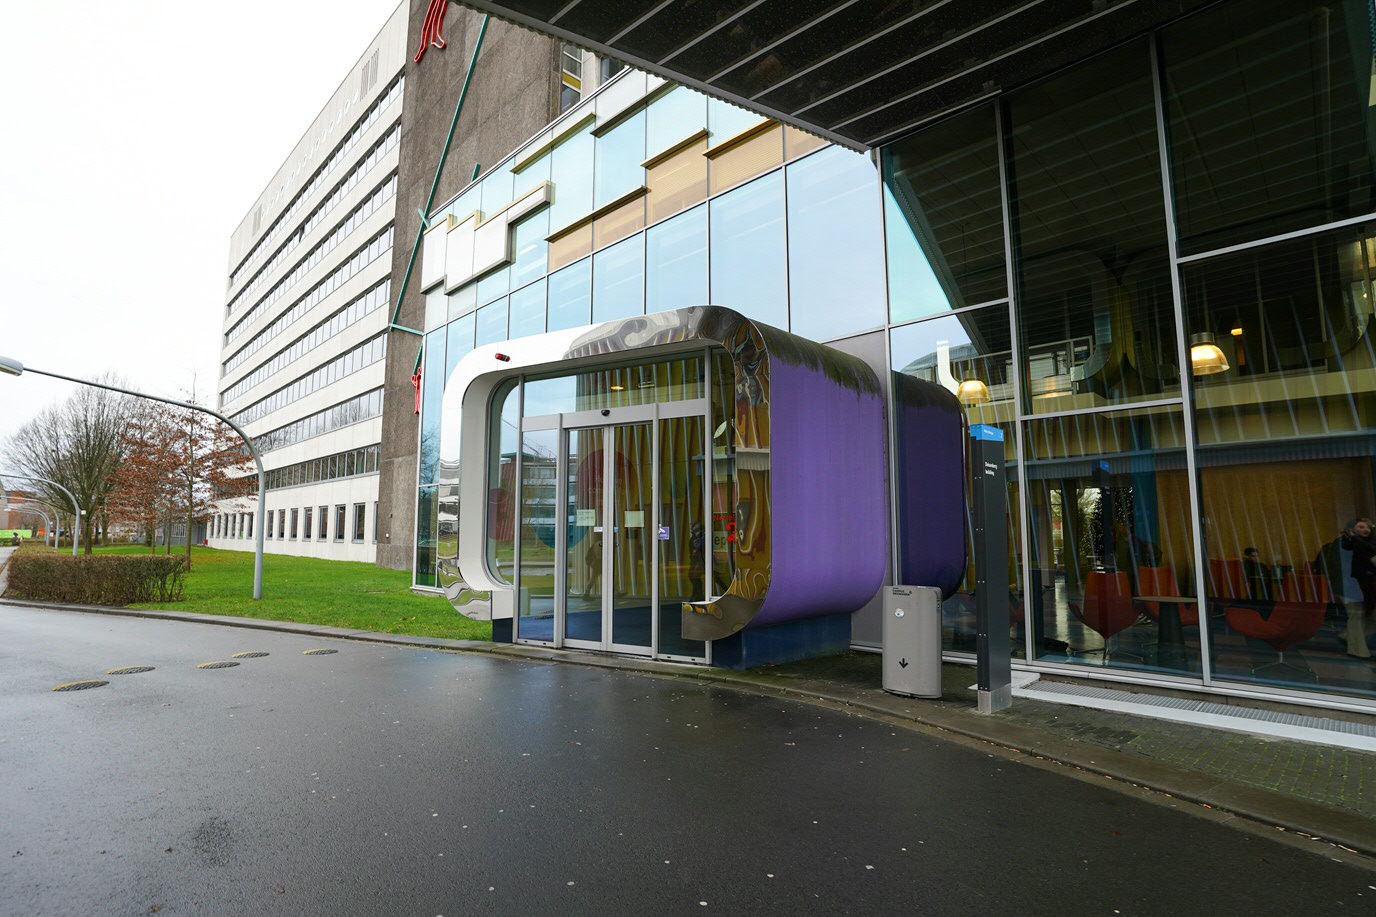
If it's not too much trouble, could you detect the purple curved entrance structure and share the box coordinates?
[438,306,965,666]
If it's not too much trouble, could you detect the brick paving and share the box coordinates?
[763,651,1376,819]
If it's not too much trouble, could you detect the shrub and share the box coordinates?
[3,554,186,605]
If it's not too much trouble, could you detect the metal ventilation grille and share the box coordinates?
[196,661,241,670]
[302,648,339,656]
[1025,681,1376,739]
[230,652,270,659]
[106,666,155,675]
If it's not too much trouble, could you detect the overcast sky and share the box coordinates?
[0,0,403,444]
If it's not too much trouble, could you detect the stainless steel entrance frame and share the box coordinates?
[516,397,711,662]
[437,305,904,662]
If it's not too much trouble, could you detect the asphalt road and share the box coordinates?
[1,604,1372,917]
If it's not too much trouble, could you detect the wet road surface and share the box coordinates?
[1,603,1372,916]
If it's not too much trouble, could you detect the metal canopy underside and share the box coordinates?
[459,0,1216,149]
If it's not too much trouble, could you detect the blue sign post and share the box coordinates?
[970,425,1012,713]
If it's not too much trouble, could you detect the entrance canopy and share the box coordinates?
[457,0,1216,149]
[437,307,921,642]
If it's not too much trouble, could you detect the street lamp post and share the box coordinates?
[0,472,82,555]
[4,503,54,548]
[0,356,267,600]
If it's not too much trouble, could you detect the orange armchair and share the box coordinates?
[1225,572,1331,679]
[1072,571,1139,657]
[1208,558,1246,602]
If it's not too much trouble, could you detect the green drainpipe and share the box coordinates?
[390,13,491,381]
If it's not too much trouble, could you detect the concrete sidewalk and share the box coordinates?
[0,547,14,595]
[3,596,1374,860]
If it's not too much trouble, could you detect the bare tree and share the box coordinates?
[1,377,132,553]
[106,391,254,568]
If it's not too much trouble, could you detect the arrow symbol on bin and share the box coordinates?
[898,658,909,668]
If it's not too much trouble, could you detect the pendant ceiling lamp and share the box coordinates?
[1189,332,1230,375]
[956,378,991,405]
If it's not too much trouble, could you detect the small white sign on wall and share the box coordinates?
[576,509,597,527]
[624,511,645,528]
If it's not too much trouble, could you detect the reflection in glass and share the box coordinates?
[890,307,1014,429]
[658,414,708,658]
[1025,407,1199,675]
[592,234,645,324]
[548,258,592,332]
[882,104,1006,323]
[512,208,549,289]
[474,297,509,347]
[646,205,707,314]
[595,109,646,209]
[416,485,438,587]
[564,427,604,643]
[508,279,546,340]
[1162,0,1376,256]
[710,172,787,329]
[891,308,1021,656]
[442,313,473,381]
[447,282,477,321]
[708,96,765,147]
[550,121,595,233]
[611,423,654,650]
[486,381,520,585]
[1006,42,1178,414]
[787,146,886,341]
[1182,227,1376,697]
[512,149,550,201]
[419,330,446,486]
[647,86,707,158]
[524,356,705,417]
[516,428,558,642]
[476,263,510,306]
[709,351,737,598]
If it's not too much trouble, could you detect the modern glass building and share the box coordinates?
[412,0,1376,711]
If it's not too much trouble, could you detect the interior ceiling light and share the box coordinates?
[955,378,991,405]
[1189,332,1230,375]
[609,384,626,391]
[1230,326,1243,336]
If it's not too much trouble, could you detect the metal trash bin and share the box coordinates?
[883,585,943,698]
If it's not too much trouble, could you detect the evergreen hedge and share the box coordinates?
[3,554,186,605]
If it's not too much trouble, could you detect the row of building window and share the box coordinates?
[265,444,380,491]
[213,501,377,544]
[229,126,400,309]
[254,387,384,454]
[230,76,404,288]
[223,278,390,394]
[231,334,387,428]
[227,225,394,346]
[227,172,397,327]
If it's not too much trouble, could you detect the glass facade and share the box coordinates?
[414,0,1376,704]
[879,0,1376,703]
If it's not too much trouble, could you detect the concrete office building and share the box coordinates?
[210,5,408,561]
[375,1,618,570]
[400,0,1376,713]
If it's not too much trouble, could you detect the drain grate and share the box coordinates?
[52,680,108,692]
[302,648,338,656]
[106,666,155,675]
[230,652,269,659]
[196,661,240,670]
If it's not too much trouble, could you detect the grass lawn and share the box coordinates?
[75,545,493,641]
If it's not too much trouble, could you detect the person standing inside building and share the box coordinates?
[1341,519,1376,659]
[1242,546,1270,602]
